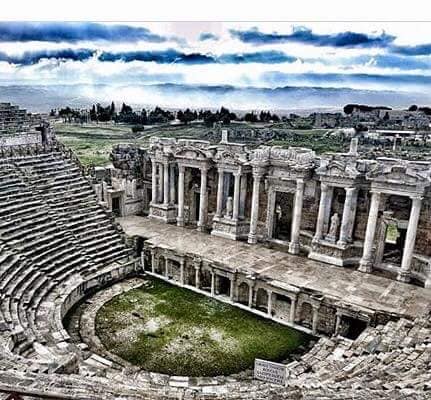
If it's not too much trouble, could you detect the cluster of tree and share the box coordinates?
[90,102,116,122]
[408,105,431,115]
[343,104,392,115]
[53,102,282,127]
[243,111,280,123]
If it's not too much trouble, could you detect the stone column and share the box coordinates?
[179,259,185,285]
[398,196,422,282]
[197,167,208,232]
[248,173,262,244]
[215,169,224,218]
[232,172,241,221]
[169,164,176,204]
[289,179,305,254]
[163,162,169,205]
[323,186,334,234]
[158,163,164,203]
[239,174,247,219]
[289,296,297,323]
[164,257,169,278]
[151,160,157,204]
[313,183,330,243]
[177,165,185,226]
[312,304,320,335]
[194,264,200,289]
[230,276,235,302]
[151,250,156,274]
[248,284,254,308]
[267,291,273,316]
[358,191,381,273]
[210,271,215,296]
[338,187,358,245]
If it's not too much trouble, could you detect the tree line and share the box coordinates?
[52,103,282,128]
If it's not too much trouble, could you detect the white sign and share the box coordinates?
[254,358,287,385]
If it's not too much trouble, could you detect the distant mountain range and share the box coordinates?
[0,83,429,113]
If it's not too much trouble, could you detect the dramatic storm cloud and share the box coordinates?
[98,49,296,64]
[230,26,395,48]
[1,22,431,110]
[0,22,168,43]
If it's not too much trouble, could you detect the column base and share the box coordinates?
[211,217,250,240]
[358,259,373,273]
[248,233,257,244]
[176,217,184,227]
[424,278,431,289]
[197,225,206,233]
[288,242,300,255]
[397,270,411,283]
[149,203,177,223]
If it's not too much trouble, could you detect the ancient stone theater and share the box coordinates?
[0,105,430,399]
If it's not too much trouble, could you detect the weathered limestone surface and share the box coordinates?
[119,216,431,319]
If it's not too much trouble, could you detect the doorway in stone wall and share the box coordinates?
[112,197,121,217]
[272,191,294,242]
[381,221,407,266]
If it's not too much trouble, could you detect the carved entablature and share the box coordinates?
[367,159,431,195]
[316,156,367,186]
[214,148,250,169]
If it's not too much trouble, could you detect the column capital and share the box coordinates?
[296,178,305,189]
[320,182,330,193]
[410,195,424,203]
[345,186,358,195]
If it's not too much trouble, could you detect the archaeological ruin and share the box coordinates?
[0,104,430,399]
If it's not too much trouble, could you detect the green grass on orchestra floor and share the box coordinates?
[96,277,311,377]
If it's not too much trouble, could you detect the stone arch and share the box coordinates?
[156,254,165,275]
[255,288,268,312]
[298,301,313,329]
[273,293,292,321]
[237,281,250,305]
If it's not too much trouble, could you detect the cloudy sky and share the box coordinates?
[1,21,431,110]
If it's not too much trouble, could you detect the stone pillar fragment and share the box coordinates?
[158,163,164,203]
[338,187,358,245]
[289,179,305,254]
[197,167,208,232]
[239,174,247,219]
[177,165,185,226]
[398,196,422,282]
[151,160,157,204]
[290,296,297,323]
[215,169,224,218]
[248,173,262,244]
[358,191,381,273]
[169,164,176,204]
[313,183,330,243]
[232,172,241,221]
[163,162,169,205]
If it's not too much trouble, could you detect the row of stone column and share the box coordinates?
[313,184,358,245]
[151,160,176,205]
[214,169,247,220]
[247,173,305,255]
[359,191,422,281]
[176,165,208,231]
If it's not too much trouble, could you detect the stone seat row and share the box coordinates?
[0,151,134,368]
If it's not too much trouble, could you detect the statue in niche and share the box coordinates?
[225,196,233,218]
[326,213,340,242]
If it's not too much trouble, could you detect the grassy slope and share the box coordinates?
[55,121,343,167]
[96,278,310,376]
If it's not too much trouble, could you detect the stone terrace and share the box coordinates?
[118,216,431,319]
